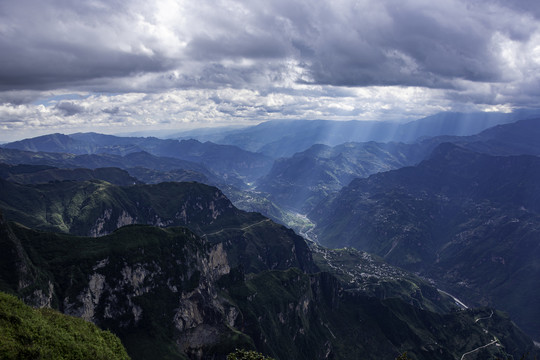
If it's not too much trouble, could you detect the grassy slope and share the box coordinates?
[0,292,130,359]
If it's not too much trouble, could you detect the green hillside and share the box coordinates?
[0,292,129,359]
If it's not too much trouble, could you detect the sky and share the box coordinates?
[1,0,540,141]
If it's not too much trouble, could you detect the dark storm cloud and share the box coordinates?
[0,0,539,112]
[0,46,172,91]
[102,107,120,115]
[0,0,174,92]
[0,91,43,105]
[281,1,508,88]
[187,32,290,60]
[55,101,85,116]
[487,0,540,19]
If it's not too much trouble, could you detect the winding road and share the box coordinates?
[202,218,271,237]
[435,290,500,359]
[460,339,499,360]
[475,310,494,323]
[460,309,500,359]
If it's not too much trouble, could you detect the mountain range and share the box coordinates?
[3,133,272,184]
[256,142,422,212]
[171,110,540,158]
[257,117,540,213]
[2,111,540,358]
[310,143,540,340]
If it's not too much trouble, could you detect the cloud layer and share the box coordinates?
[1,0,539,139]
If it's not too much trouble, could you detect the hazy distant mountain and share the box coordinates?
[166,124,249,141]
[310,143,540,340]
[181,110,540,158]
[257,117,540,213]
[257,142,425,212]
[419,116,540,156]
[0,147,242,186]
[3,133,273,183]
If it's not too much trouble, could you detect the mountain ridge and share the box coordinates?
[2,133,273,183]
[172,110,540,158]
[310,143,540,340]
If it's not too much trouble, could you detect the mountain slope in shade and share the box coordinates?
[0,210,537,360]
[3,133,273,183]
[257,142,425,212]
[257,117,540,213]
[310,143,540,340]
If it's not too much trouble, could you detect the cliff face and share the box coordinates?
[0,211,54,307]
[1,215,538,360]
[2,221,247,359]
[62,237,235,357]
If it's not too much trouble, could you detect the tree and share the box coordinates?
[227,349,275,360]
[396,352,413,360]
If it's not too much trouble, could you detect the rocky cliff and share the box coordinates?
[1,212,537,360]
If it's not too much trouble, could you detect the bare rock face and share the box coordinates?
[172,242,239,357]
[0,210,55,308]
[116,210,135,229]
[53,230,238,359]
[90,209,112,237]
[28,281,55,308]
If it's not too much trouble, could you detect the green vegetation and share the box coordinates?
[0,179,257,236]
[0,292,129,359]
[227,349,275,360]
[396,353,412,360]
